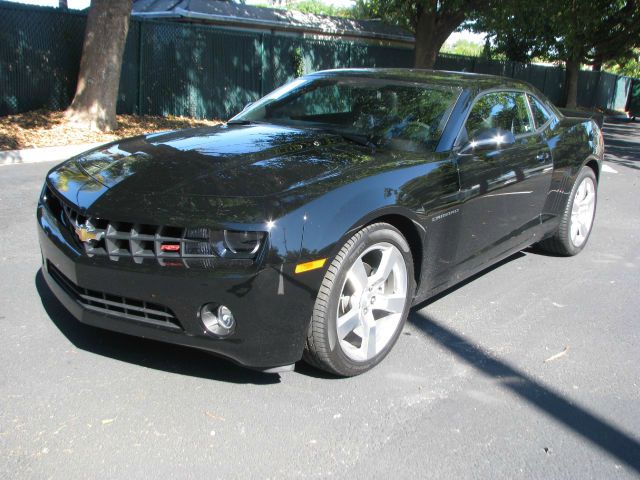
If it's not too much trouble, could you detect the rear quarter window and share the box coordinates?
[528,94,552,129]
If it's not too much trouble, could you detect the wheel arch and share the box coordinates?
[584,157,601,183]
[321,207,426,297]
[364,213,424,292]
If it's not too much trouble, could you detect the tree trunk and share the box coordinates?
[65,0,133,131]
[59,0,68,10]
[414,36,439,69]
[413,9,463,69]
[414,12,439,69]
[563,55,580,108]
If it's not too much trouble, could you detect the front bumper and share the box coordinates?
[37,204,318,370]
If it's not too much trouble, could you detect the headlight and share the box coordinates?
[184,228,266,259]
[224,230,263,254]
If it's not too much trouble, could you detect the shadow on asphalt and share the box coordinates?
[408,313,640,473]
[409,247,640,472]
[604,118,640,171]
[413,251,527,312]
[35,270,282,385]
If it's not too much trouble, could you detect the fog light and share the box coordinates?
[200,303,236,336]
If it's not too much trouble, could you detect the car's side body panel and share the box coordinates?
[295,81,603,313]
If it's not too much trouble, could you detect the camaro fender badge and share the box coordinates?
[75,225,100,243]
[431,208,460,222]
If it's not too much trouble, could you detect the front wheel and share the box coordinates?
[303,223,414,377]
[537,166,598,256]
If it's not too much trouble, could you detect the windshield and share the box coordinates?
[230,76,461,152]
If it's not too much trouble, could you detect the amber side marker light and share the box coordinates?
[295,258,327,274]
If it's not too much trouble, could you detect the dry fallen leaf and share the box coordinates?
[0,109,222,150]
[205,411,225,421]
[544,347,570,363]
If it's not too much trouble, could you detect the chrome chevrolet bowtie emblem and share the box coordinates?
[75,225,98,243]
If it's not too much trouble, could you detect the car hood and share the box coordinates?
[48,123,367,201]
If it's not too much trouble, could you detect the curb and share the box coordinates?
[0,142,106,166]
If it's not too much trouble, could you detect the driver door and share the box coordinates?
[454,91,552,274]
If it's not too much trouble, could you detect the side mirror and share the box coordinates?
[460,128,516,153]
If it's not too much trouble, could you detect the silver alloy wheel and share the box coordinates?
[570,176,596,248]
[336,242,408,362]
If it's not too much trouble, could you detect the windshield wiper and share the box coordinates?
[322,129,378,152]
[227,119,258,125]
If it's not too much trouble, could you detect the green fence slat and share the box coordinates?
[117,19,140,115]
[0,2,85,114]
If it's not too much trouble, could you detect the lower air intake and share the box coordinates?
[47,262,182,331]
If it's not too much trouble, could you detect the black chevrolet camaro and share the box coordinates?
[38,69,603,376]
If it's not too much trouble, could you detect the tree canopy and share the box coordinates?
[474,0,640,106]
[354,0,493,68]
[605,49,640,78]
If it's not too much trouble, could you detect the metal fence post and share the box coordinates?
[137,21,144,115]
[592,70,602,109]
[260,32,265,97]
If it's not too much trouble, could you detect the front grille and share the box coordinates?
[42,186,224,269]
[47,261,182,331]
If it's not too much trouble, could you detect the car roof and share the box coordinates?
[306,68,535,92]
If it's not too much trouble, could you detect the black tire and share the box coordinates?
[303,223,414,377]
[536,166,598,256]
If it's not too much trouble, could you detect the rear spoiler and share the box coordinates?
[558,108,604,128]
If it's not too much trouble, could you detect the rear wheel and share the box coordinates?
[537,166,598,256]
[303,223,414,377]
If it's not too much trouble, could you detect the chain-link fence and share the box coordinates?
[0,1,636,120]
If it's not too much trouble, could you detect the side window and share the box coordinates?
[527,94,552,129]
[463,91,533,141]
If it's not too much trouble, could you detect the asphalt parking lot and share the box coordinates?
[1,119,639,479]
